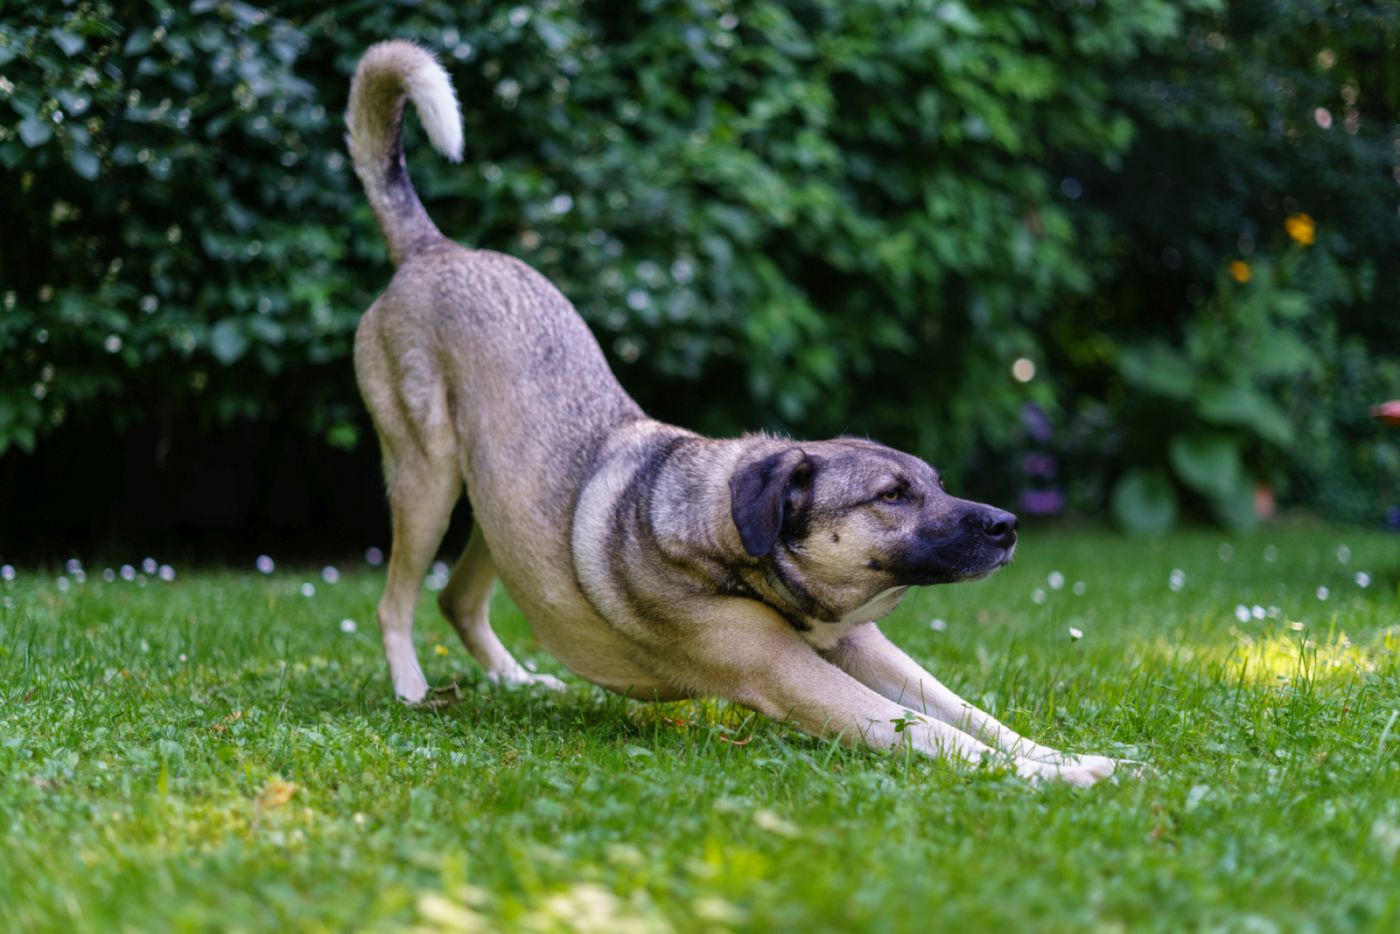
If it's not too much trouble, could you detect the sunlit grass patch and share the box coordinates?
[1151,623,1389,688]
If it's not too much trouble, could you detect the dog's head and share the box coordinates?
[729,438,1017,622]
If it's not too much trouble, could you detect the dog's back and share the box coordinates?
[346,41,664,697]
[347,42,641,538]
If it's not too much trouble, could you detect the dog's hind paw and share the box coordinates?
[393,675,431,705]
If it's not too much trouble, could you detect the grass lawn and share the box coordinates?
[2,524,1398,932]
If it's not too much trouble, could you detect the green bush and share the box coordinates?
[0,0,1194,459]
[1054,0,1400,530]
[1,0,1396,530]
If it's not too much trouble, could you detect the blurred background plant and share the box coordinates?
[1,0,1396,553]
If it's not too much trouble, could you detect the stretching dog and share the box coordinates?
[347,41,1123,785]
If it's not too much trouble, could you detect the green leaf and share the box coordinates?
[124,28,153,56]
[325,422,359,450]
[1117,342,1195,400]
[1249,329,1316,379]
[69,146,100,180]
[1210,476,1259,534]
[18,115,53,148]
[1196,383,1293,446]
[1111,469,1178,536]
[0,141,23,169]
[209,320,250,364]
[50,29,86,57]
[1168,432,1244,500]
[1270,291,1311,320]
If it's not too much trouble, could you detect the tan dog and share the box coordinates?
[347,41,1123,785]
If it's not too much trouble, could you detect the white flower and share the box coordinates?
[256,555,275,574]
[1263,545,1279,563]
[1355,571,1371,588]
[300,583,315,597]
[65,558,82,574]
[929,618,947,632]
[57,576,70,593]
[321,566,340,584]
[120,564,136,581]
[1336,544,1351,564]
[365,546,385,567]
[158,564,175,582]
[339,618,357,633]
[1047,571,1065,591]
[1251,605,1266,620]
[0,565,14,582]
[1032,588,1047,605]
[141,557,157,575]
[1068,627,1084,641]
[1072,581,1086,595]
[1316,586,1330,601]
[1218,543,1234,562]
[1372,819,1400,862]
[753,809,800,837]
[1234,605,1251,623]
[102,568,116,582]
[1288,621,1306,632]
[1169,569,1185,592]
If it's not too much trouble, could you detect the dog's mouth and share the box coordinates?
[889,539,1016,587]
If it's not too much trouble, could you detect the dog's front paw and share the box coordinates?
[1017,754,1116,787]
[487,666,566,691]
[1042,755,1152,786]
[1069,754,1120,776]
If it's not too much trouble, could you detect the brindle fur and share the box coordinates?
[346,41,1128,785]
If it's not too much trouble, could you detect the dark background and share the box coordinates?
[3,0,1398,562]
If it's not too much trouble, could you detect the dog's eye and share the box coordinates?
[879,489,905,503]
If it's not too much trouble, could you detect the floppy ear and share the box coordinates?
[729,448,815,558]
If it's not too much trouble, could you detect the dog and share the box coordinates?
[346,41,1124,785]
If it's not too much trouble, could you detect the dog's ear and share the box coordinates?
[729,448,816,558]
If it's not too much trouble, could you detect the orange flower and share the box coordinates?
[1228,260,1252,283]
[1285,213,1315,245]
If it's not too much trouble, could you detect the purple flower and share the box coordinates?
[1022,453,1058,478]
[1020,488,1065,516]
[1021,403,1054,442]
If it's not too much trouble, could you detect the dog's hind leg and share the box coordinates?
[376,450,459,703]
[438,522,565,690]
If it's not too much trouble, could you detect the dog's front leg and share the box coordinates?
[677,605,1111,785]
[821,622,1121,776]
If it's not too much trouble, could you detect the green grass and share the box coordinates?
[2,524,1398,932]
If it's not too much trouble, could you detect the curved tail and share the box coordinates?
[345,41,463,266]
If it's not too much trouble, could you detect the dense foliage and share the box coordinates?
[1,0,1396,532]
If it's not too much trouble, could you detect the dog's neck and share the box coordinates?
[744,557,839,631]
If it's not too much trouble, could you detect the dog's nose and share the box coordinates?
[980,508,1019,548]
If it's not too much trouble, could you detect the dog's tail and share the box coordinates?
[346,41,463,266]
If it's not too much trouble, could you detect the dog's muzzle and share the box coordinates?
[893,505,1019,585]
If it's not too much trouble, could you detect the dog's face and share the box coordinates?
[729,439,1017,621]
